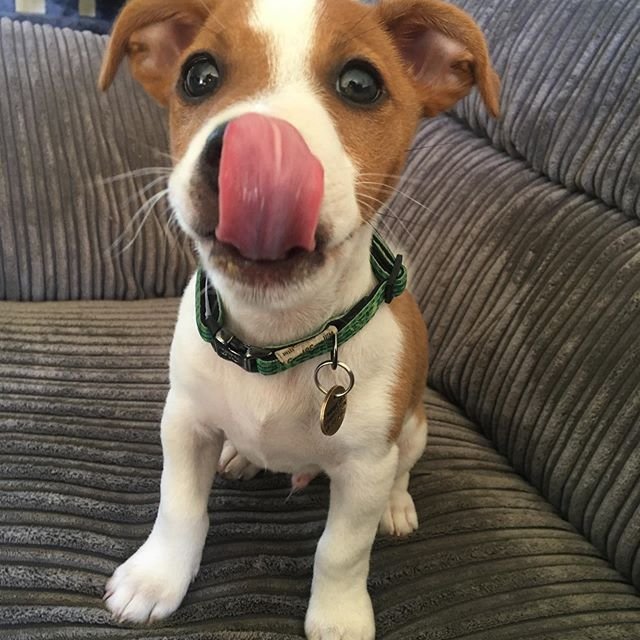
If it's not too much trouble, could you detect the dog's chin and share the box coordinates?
[194,234,327,294]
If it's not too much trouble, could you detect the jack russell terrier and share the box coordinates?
[99,0,499,637]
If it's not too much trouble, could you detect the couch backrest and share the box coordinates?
[453,0,640,220]
[390,0,640,589]
[0,18,195,301]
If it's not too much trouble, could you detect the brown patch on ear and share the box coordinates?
[377,0,500,117]
[388,291,429,441]
[98,0,211,105]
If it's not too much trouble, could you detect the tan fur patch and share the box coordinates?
[377,0,500,118]
[308,0,498,226]
[99,0,274,162]
[98,0,213,103]
[388,291,429,441]
[310,0,423,223]
[168,0,273,161]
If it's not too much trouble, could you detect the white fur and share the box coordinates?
[250,0,318,86]
[106,1,428,638]
[105,272,421,637]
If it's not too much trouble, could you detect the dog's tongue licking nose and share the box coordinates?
[216,113,324,262]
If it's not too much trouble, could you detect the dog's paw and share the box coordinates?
[217,440,261,480]
[104,537,197,624]
[305,589,374,640]
[379,489,418,537]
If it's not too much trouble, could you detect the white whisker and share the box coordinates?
[110,188,171,256]
[357,192,417,242]
[100,167,172,185]
[357,181,435,216]
[357,172,429,189]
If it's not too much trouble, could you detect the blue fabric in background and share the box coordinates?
[0,0,125,33]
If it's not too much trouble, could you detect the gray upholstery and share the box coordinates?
[2,301,640,639]
[451,0,640,221]
[1,0,640,638]
[0,18,194,302]
[395,116,640,591]
[387,0,640,590]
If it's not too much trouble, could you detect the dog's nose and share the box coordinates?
[202,122,228,191]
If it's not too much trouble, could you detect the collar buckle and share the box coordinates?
[214,329,261,373]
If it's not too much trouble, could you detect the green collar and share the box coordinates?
[195,232,407,375]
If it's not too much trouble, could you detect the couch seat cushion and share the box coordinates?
[1,299,639,639]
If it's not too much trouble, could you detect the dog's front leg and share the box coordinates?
[305,445,398,640]
[105,388,222,623]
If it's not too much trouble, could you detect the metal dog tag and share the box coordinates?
[314,331,355,437]
[320,385,348,436]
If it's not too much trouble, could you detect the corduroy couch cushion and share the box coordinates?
[450,0,640,220]
[2,301,640,639]
[385,0,640,591]
[0,18,193,302]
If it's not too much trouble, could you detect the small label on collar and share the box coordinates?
[275,326,338,366]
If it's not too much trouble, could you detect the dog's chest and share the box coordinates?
[172,275,403,473]
[197,358,327,472]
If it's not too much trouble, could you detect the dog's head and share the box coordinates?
[100,0,499,308]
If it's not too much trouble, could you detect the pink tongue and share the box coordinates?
[216,113,324,261]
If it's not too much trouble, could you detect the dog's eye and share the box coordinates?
[182,54,220,100]
[337,61,384,106]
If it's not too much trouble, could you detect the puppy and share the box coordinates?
[99,0,499,637]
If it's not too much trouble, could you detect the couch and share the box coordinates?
[1,0,640,638]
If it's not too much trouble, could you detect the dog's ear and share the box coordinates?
[99,0,211,105]
[376,0,500,117]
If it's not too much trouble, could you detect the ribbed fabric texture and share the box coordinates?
[2,0,640,636]
[380,0,640,592]
[389,113,640,592]
[1,300,639,639]
[0,18,195,302]
[450,0,640,220]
